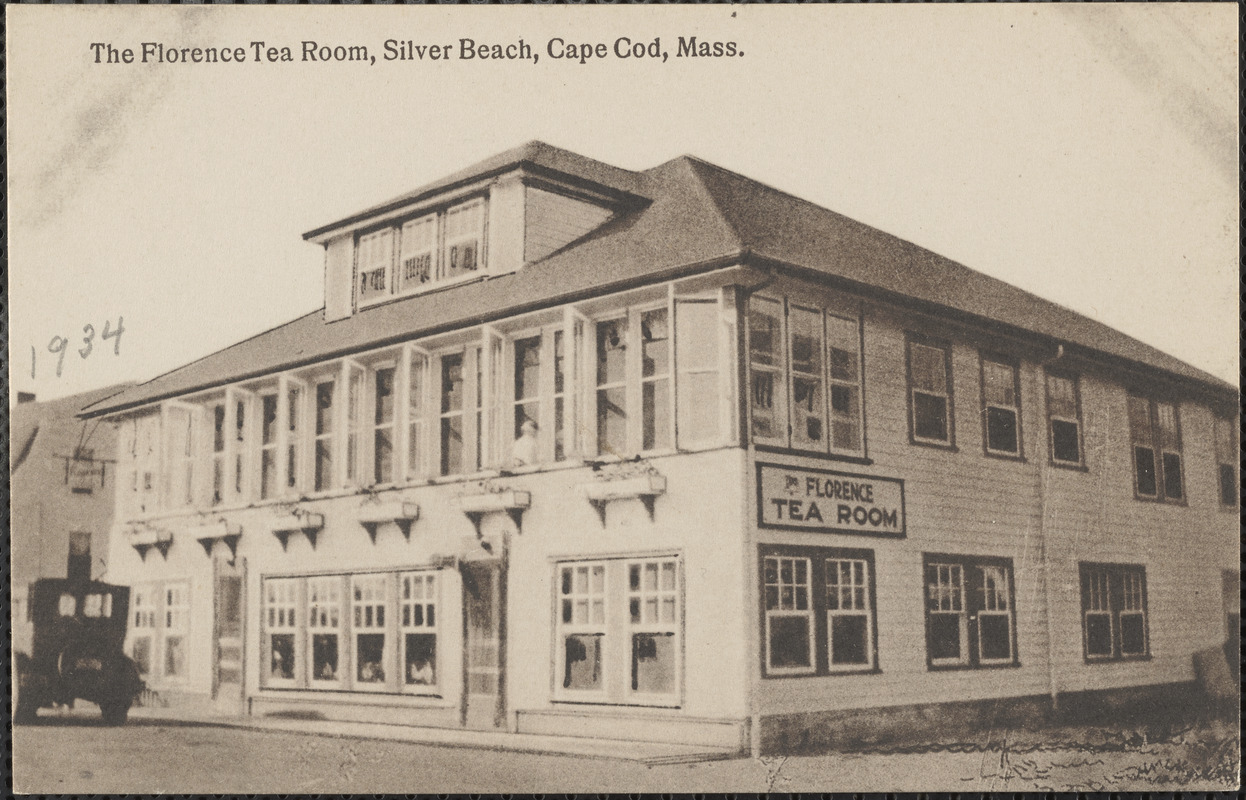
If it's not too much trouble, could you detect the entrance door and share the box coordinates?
[212,556,245,715]
[462,560,506,729]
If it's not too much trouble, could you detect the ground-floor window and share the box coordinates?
[924,553,1017,669]
[760,545,878,677]
[1080,562,1149,661]
[261,568,440,695]
[554,555,682,706]
[127,580,191,683]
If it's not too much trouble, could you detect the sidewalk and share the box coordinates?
[45,703,740,766]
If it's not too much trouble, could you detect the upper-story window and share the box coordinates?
[372,367,396,485]
[1128,394,1183,502]
[439,352,465,476]
[593,306,676,458]
[980,355,1021,457]
[164,405,198,509]
[1045,371,1083,467]
[748,295,864,456]
[211,404,226,505]
[1213,416,1238,507]
[356,198,487,309]
[357,229,395,308]
[907,337,953,447]
[259,393,279,499]
[314,381,335,492]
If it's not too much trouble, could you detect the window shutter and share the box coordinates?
[324,235,354,322]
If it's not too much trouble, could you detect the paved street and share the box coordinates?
[12,713,1239,793]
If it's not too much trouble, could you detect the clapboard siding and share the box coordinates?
[523,187,613,264]
[752,281,1235,717]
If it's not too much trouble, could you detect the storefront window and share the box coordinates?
[264,578,299,684]
[924,555,1016,669]
[401,573,438,691]
[352,574,389,687]
[308,577,342,685]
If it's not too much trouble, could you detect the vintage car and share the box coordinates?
[13,578,144,725]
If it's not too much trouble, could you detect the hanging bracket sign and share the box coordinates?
[757,462,905,537]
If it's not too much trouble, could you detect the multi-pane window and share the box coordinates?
[352,574,389,687]
[1128,395,1183,501]
[443,199,484,281]
[749,298,786,443]
[130,586,156,676]
[232,398,248,497]
[826,314,864,453]
[286,385,303,492]
[400,573,438,691]
[357,229,395,307]
[789,306,826,449]
[512,336,542,465]
[924,555,1016,669]
[1045,371,1083,466]
[260,394,278,499]
[908,339,953,445]
[748,296,865,455]
[553,330,567,461]
[407,351,429,481]
[265,578,299,685]
[981,356,1021,456]
[761,547,877,676]
[558,562,607,694]
[165,405,197,508]
[1080,563,1149,660]
[674,299,722,447]
[627,559,679,696]
[134,414,161,514]
[640,309,672,452]
[596,318,629,456]
[211,404,226,506]
[555,557,682,705]
[439,353,465,476]
[262,570,442,695]
[372,367,396,484]
[763,556,813,674]
[314,381,335,492]
[398,215,436,294]
[163,583,189,679]
[1213,416,1238,507]
[345,367,366,486]
[825,558,871,670]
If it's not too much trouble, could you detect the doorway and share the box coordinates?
[462,559,506,729]
[212,556,245,715]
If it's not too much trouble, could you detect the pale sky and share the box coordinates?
[7,4,1238,406]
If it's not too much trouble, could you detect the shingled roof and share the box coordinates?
[83,143,1233,417]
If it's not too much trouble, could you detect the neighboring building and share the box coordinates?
[83,143,1238,752]
[11,384,132,653]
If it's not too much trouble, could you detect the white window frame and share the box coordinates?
[926,562,968,667]
[787,304,827,452]
[397,213,437,297]
[399,571,440,695]
[1045,370,1083,467]
[130,584,157,677]
[824,557,873,672]
[590,303,677,459]
[161,401,200,510]
[976,565,1014,665]
[625,557,681,704]
[1080,562,1149,661]
[907,338,954,447]
[441,198,486,283]
[554,560,610,701]
[258,391,280,500]
[403,345,432,482]
[748,296,788,447]
[350,573,391,692]
[162,581,190,681]
[436,348,468,477]
[312,377,336,494]
[208,402,227,506]
[307,575,344,689]
[225,386,256,504]
[1214,415,1239,507]
[279,375,308,497]
[263,577,300,688]
[762,555,816,676]
[825,312,864,456]
[369,362,398,486]
[356,228,395,308]
[980,355,1022,457]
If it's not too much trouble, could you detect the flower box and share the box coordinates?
[356,500,421,542]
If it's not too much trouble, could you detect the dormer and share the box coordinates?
[304,142,648,322]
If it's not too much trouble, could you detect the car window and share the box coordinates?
[58,593,77,617]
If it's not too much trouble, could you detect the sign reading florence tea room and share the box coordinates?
[757,463,905,537]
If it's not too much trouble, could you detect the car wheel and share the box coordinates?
[100,698,131,726]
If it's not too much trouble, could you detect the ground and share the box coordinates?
[12,712,1238,793]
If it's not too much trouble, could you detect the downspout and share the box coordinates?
[1039,344,1065,715]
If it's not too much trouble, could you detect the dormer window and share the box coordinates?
[355,198,488,310]
[357,230,395,308]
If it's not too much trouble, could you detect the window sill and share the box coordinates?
[764,667,882,679]
[752,443,873,467]
[926,661,1021,672]
[255,687,456,708]
[551,698,682,710]
[353,272,487,313]
[1083,654,1152,665]
[909,438,958,452]
[1132,494,1188,507]
[1048,460,1089,472]
[983,450,1026,463]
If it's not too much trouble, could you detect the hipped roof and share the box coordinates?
[84,143,1234,417]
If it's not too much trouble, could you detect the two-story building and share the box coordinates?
[84,142,1238,754]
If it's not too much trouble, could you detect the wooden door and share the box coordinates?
[462,560,506,729]
[212,557,245,715]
